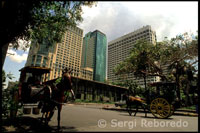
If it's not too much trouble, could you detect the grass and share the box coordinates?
[180,105,196,110]
[74,99,115,104]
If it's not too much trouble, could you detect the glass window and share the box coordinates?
[36,55,42,64]
[32,55,35,63]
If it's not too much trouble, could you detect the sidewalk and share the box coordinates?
[71,102,198,117]
[102,106,198,117]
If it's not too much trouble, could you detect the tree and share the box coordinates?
[2,70,6,87]
[164,32,198,104]
[114,32,198,104]
[114,39,166,100]
[2,70,21,119]
[1,1,96,67]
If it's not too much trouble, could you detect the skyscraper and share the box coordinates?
[81,30,107,82]
[26,25,84,80]
[107,25,158,87]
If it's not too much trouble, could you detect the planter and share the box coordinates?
[23,108,31,114]
[32,108,40,115]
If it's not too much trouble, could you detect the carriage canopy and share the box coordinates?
[19,66,51,74]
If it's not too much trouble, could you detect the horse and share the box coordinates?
[39,68,75,129]
[123,94,147,117]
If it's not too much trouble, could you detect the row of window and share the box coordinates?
[67,26,83,35]
[108,36,153,50]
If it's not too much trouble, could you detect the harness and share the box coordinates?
[129,96,145,103]
[30,84,52,101]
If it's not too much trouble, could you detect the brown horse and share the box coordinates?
[40,68,75,129]
[123,94,147,117]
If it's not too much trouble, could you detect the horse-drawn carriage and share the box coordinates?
[125,81,180,119]
[18,66,75,129]
[18,66,51,104]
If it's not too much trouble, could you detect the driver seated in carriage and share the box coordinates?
[27,74,42,86]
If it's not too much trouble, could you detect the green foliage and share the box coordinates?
[6,1,96,51]
[2,84,22,119]
[2,70,6,88]
[114,32,198,80]
[114,39,165,79]
[74,99,115,104]
[2,70,22,119]
[163,32,198,67]
[55,77,62,84]
[114,39,168,95]
[114,32,198,106]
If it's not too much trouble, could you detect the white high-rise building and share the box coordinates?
[107,25,158,87]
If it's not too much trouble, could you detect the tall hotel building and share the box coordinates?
[81,30,107,82]
[26,25,85,80]
[107,25,158,87]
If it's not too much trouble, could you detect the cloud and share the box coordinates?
[6,49,28,63]
[79,2,198,42]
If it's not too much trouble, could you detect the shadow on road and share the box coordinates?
[2,116,78,132]
[140,116,174,120]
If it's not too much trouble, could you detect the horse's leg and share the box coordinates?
[57,105,62,129]
[143,103,147,117]
[134,103,138,116]
[127,102,132,116]
[48,110,54,121]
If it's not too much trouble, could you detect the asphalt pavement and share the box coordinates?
[2,103,198,132]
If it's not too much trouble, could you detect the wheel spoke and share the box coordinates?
[150,98,171,118]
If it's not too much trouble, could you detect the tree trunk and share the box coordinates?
[185,80,192,106]
[144,75,147,92]
[176,74,181,101]
[2,43,9,68]
[143,74,149,102]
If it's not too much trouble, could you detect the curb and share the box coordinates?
[102,107,198,117]
[68,103,198,117]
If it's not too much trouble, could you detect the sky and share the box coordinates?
[3,1,198,88]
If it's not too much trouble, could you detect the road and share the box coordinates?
[27,104,198,132]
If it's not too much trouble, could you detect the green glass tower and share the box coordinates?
[81,30,107,82]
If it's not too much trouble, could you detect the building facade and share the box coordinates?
[53,26,83,79]
[26,25,93,80]
[107,25,158,87]
[25,37,57,80]
[81,30,107,82]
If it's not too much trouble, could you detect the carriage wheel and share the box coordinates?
[150,98,171,119]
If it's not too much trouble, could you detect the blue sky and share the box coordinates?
[3,2,198,88]
[3,49,28,88]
